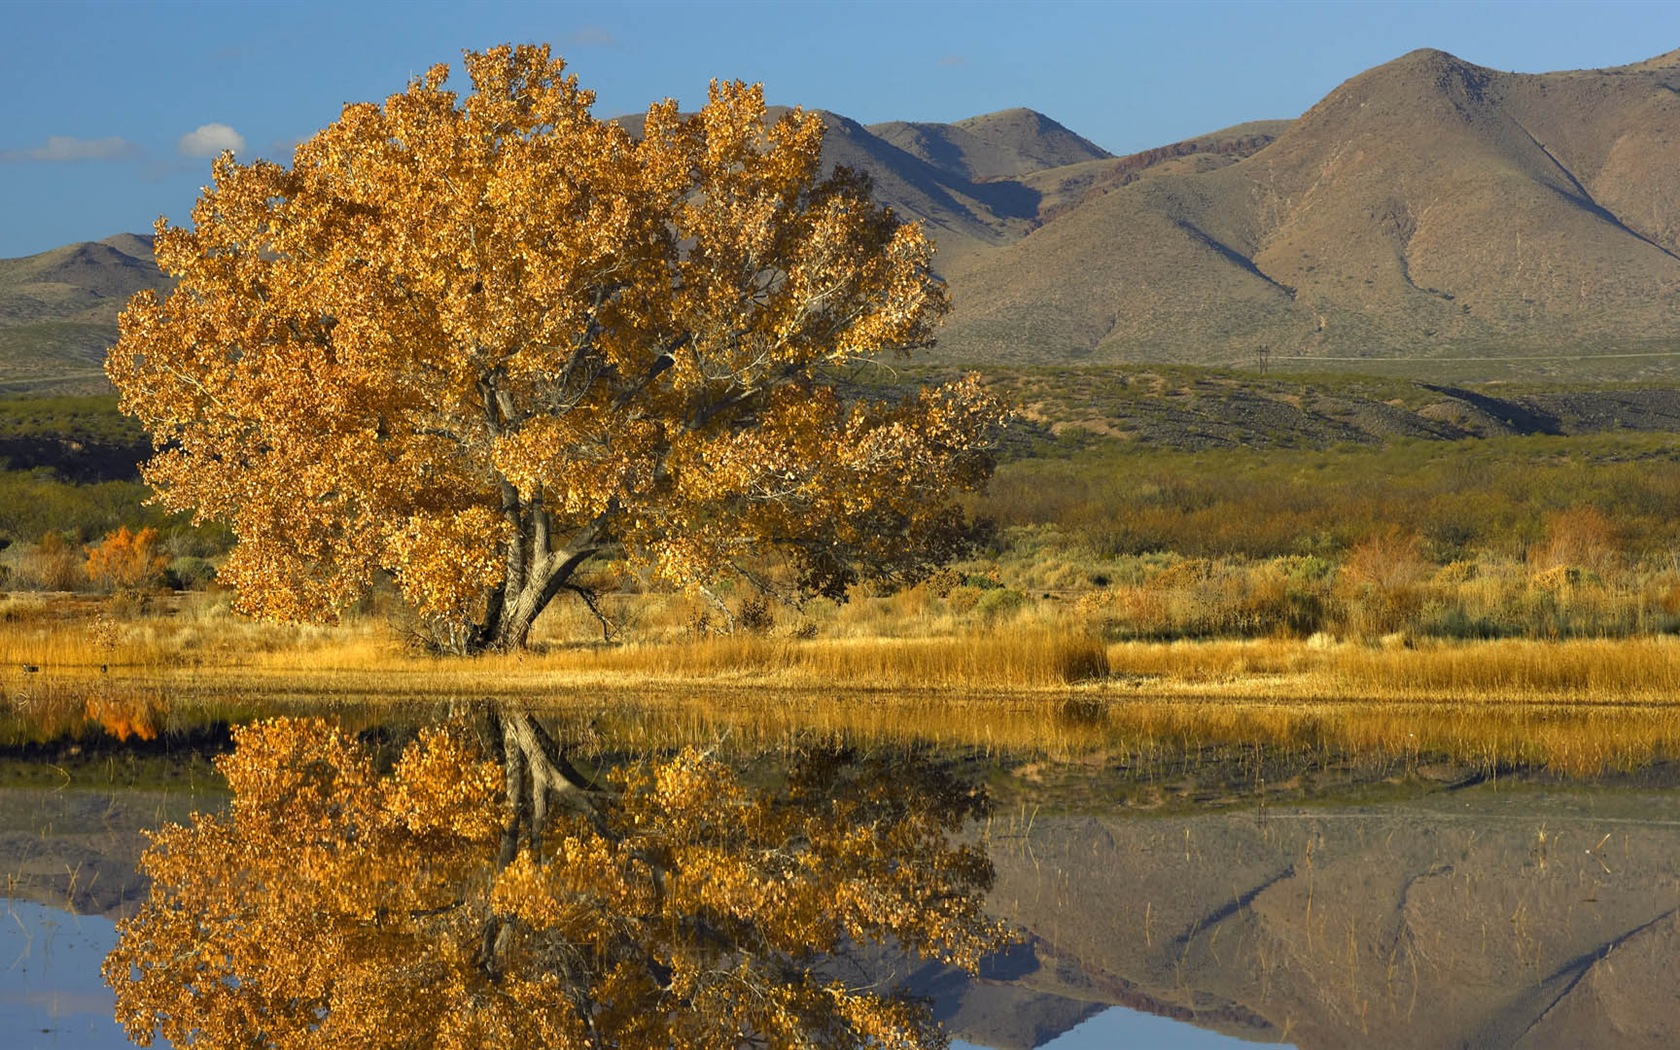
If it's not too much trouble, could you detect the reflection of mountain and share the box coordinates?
[9,717,1680,1049]
[0,788,165,919]
[972,777,1680,1049]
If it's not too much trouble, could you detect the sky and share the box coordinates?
[3,0,1679,258]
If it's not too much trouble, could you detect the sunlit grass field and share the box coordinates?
[5,590,1679,777]
[7,378,1680,777]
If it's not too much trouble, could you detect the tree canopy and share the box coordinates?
[103,713,1005,1048]
[108,44,1001,650]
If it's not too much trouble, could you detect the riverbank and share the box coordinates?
[3,592,1679,775]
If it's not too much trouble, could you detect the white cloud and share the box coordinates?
[178,123,246,158]
[0,135,143,163]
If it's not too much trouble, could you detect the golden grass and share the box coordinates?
[1104,635,1680,702]
[4,594,1680,775]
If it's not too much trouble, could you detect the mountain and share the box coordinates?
[872,108,1113,181]
[617,104,1115,272]
[8,48,1680,390]
[0,106,1115,393]
[0,234,166,393]
[934,49,1680,374]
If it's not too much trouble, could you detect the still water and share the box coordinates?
[4,701,1679,1048]
[1,901,130,1049]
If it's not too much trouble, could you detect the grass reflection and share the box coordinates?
[6,681,1679,780]
[4,594,1680,776]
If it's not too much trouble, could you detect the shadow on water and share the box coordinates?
[3,693,1680,1048]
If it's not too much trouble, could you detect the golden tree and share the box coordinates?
[108,44,1001,651]
[104,713,1005,1048]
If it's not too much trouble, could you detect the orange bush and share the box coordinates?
[85,526,170,593]
[1340,526,1427,590]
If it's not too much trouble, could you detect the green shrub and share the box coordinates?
[975,587,1026,620]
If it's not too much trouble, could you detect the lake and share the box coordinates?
[4,696,1679,1048]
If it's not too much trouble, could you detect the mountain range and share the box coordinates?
[928,47,1680,376]
[5,47,1680,392]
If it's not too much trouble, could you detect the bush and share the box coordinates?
[16,532,85,591]
[1530,505,1621,576]
[945,586,984,614]
[166,556,219,591]
[85,526,170,593]
[975,587,1026,620]
[735,595,774,636]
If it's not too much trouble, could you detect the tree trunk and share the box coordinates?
[468,511,605,652]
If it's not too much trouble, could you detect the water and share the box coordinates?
[5,706,1680,1048]
[957,781,1680,1048]
[0,901,131,1050]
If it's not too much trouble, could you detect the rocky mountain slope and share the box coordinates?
[936,49,1680,373]
[0,233,165,393]
[7,47,1680,391]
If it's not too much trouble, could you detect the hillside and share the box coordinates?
[936,49,1680,374]
[763,104,1116,273]
[0,234,166,394]
[976,366,1680,452]
[7,48,1680,389]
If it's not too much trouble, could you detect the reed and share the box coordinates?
[5,593,1680,774]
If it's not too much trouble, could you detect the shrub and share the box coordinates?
[17,532,86,591]
[1340,527,1428,590]
[735,594,774,636]
[166,556,219,591]
[1530,505,1621,576]
[975,587,1026,620]
[945,586,984,614]
[85,526,170,593]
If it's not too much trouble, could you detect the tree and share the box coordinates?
[108,44,1002,651]
[103,712,1006,1048]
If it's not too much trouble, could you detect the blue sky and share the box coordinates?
[3,0,1677,258]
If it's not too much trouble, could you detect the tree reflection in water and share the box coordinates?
[102,707,1005,1048]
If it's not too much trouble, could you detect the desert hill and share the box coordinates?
[7,47,1680,391]
[0,234,167,393]
[0,234,160,326]
[871,107,1112,181]
[937,49,1680,373]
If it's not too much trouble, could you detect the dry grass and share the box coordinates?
[3,593,1679,775]
[1103,635,1680,702]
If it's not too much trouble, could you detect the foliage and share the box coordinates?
[13,530,84,591]
[104,714,1004,1048]
[108,44,1000,651]
[978,431,1680,565]
[0,474,152,547]
[0,394,151,481]
[84,525,170,593]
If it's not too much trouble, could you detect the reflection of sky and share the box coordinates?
[955,1005,1292,1049]
[0,900,143,1050]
